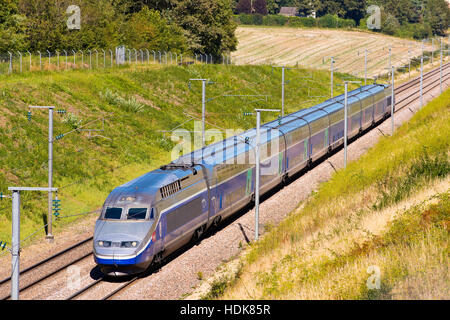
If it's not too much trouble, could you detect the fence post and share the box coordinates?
[56,51,60,70]
[101,49,106,68]
[80,50,83,69]
[8,51,12,74]
[47,50,51,69]
[72,50,76,68]
[109,49,113,67]
[17,51,22,73]
[27,51,31,72]
[37,51,42,70]
[94,49,99,68]
[145,49,149,64]
[64,50,68,70]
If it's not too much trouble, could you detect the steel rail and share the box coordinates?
[65,278,103,300]
[100,277,139,300]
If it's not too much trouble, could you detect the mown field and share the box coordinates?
[209,88,450,300]
[0,62,359,247]
[232,26,448,79]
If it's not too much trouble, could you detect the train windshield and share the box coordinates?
[127,208,147,220]
[104,207,123,220]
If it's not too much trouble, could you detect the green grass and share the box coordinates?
[219,88,450,300]
[0,63,357,247]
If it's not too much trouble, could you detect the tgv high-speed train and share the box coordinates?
[94,83,392,276]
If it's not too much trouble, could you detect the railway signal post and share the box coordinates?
[8,187,58,300]
[254,108,280,241]
[391,66,395,135]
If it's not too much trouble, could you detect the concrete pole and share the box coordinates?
[344,82,348,168]
[47,107,54,241]
[420,56,424,109]
[11,190,20,300]
[28,51,31,72]
[18,52,22,73]
[431,38,434,65]
[440,39,443,94]
[281,66,285,117]
[391,66,395,135]
[408,49,411,78]
[331,58,334,98]
[388,47,391,81]
[364,49,368,86]
[255,111,261,241]
[202,80,206,148]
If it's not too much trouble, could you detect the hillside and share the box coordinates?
[204,88,450,300]
[0,63,358,246]
[232,26,442,78]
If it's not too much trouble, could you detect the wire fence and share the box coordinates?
[0,49,234,75]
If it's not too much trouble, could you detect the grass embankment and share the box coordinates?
[210,88,450,300]
[0,63,356,247]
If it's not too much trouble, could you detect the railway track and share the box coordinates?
[395,63,450,110]
[66,276,139,300]
[0,237,93,300]
[394,62,450,95]
[2,61,448,300]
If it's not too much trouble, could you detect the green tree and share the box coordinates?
[124,7,186,52]
[254,0,268,15]
[0,0,19,23]
[236,0,253,14]
[171,0,238,57]
[423,0,450,35]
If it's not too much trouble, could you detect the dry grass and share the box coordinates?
[221,180,449,300]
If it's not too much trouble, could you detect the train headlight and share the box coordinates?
[121,241,139,248]
[97,240,112,247]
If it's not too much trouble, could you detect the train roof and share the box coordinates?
[173,84,387,166]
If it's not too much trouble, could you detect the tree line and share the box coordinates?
[232,0,450,38]
[0,0,238,57]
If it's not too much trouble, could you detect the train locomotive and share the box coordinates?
[94,83,392,276]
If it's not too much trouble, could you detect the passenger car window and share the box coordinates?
[105,207,122,220]
[127,208,147,220]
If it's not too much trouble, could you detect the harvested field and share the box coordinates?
[232,27,439,78]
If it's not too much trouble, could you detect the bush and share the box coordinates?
[263,14,287,26]
[235,14,354,29]
[382,14,400,36]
